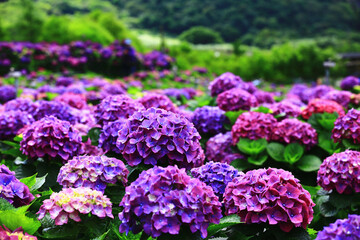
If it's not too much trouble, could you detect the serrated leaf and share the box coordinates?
[225,110,246,125]
[342,139,360,150]
[318,131,339,154]
[248,154,268,166]
[296,155,322,172]
[317,112,339,131]
[266,142,285,162]
[31,173,47,192]
[0,210,41,235]
[206,215,241,239]
[230,159,251,171]
[0,198,15,211]
[88,127,101,146]
[20,174,37,189]
[91,230,110,240]
[284,143,304,164]
[40,224,80,239]
[237,138,267,155]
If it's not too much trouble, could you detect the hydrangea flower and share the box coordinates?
[139,93,177,112]
[301,99,345,120]
[54,93,88,110]
[253,90,275,104]
[94,94,145,126]
[116,108,205,169]
[268,101,301,119]
[191,106,228,136]
[206,132,245,164]
[217,88,258,111]
[55,76,74,87]
[0,110,34,140]
[57,156,129,192]
[118,166,222,238]
[20,116,84,161]
[191,161,241,200]
[332,108,360,144]
[316,214,360,240]
[272,119,317,148]
[317,150,360,194]
[0,165,35,207]
[0,225,37,240]
[340,76,359,90]
[37,187,113,225]
[224,168,315,232]
[231,112,277,144]
[322,90,352,108]
[162,88,197,100]
[209,72,243,97]
[98,120,124,153]
[4,98,37,113]
[0,85,16,103]
[288,84,309,100]
[32,100,79,123]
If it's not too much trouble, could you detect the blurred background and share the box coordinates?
[0,0,359,83]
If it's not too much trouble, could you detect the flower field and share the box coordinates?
[0,41,360,240]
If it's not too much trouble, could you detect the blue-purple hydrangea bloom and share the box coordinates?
[0,110,34,140]
[191,106,229,136]
[209,72,243,97]
[0,85,16,103]
[332,108,360,144]
[98,119,125,154]
[316,214,360,240]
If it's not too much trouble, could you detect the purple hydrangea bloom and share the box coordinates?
[55,76,75,87]
[32,100,79,123]
[206,132,245,164]
[4,98,37,113]
[54,93,88,110]
[57,156,129,192]
[118,166,222,238]
[94,94,145,126]
[0,110,34,140]
[217,88,258,111]
[98,120,125,154]
[20,116,84,161]
[142,50,174,70]
[232,112,277,144]
[268,101,301,119]
[37,187,113,225]
[288,84,309,99]
[301,99,345,120]
[332,109,360,144]
[307,85,334,102]
[340,76,359,90]
[317,150,360,194]
[272,119,318,148]
[100,82,127,96]
[139,93,177,112]
[191,161,241,200]
[322,90,352,108]
[209,72,243,97]
[253,90,275,104]
[0,225,38,240]
[163,88,197,100]
[191,106,229,136]
[116,108,205,169]
[0,85,16,103]
[0,165,35,207]
[224,168,315,232]
[316,214,360,240]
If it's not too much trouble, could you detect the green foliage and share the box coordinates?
[0,208,41,235]
[206,215,241,239]
[237,138,268,156]
[180,26,223,44]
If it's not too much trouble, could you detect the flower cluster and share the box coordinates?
[57,156,129,192]
[0,110,34,140]
[38,187,113,225]
[206,132,245,164]
[162,88,197,100]
[55,76,75,87]
[139,93,177,112]
[209,72,243,97]
[118,166,222,238]
[94,94,145,126]
[98,120,124,153]
[301,99,345,120]
[269,101,301,119]
[231,112,277,144]
[32,100,78,123]
[272,119,318,148]
[0,225,37,240]
[316,214,360,240]
[317,150,360,194]
[4,98,37,113]
[0,164,34,207]
[253,90,275,104]
[142,50,174,70]
[191,162,241,200]
[340,76,359,90]
[332,108,360,144]
[191,106,228,136]
[224,168,315,232]
[0,85,16,103]
[116,108,205,169]
[20,116,84,161]
[54,93,88,110]
[322,90,352,108]
[217,88,258,111]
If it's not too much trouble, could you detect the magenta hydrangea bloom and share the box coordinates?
[4,98,37,113]
[20,116,84,161]
[54,93,88,110]
[0,165,34,207]
[118,166,222,238]
[316,214,360,240]
[98,119,125,154]
[322,90,352,108]
[116,108,205,169]
[272,119,318,148]
[217,88,258,111]
[57,156,129,192]
[0,85,16,103]
[317,150,360,194]
[191,161,241,200]
[162,88,197,100]
[191,106,229,136]
[0,110,34,140]
[253,90,275,104]
[206,132,245,164]
[209,72,243,97]
[0,225,37,240]
[332,108,360,144]
[340,76,359,90]
[94,94,145,126]
[37,187,113,225]
[139,93,177,112]
[301,99,345,120]
[231,112,277,144]
[269,101,301,119]
[224,168,315,232]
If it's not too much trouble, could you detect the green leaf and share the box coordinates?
[296,155,322,172]
[20,174,37,189]
[318,131,339,154]
[248,154,268,166]
[207,214,241,239]
[225,110,246,125]
[237,138,267,155]
[317,112,339,131]
[230,158,251,171]
[46,92,59,100]
[284,143,305,164]
[266,142,285,162]
[273,227,311,240]
[91,230,110,240]
[251,106,272,114]
[0,198,15,211]
[40,223,80,239]
[307,228,317,240]
[0,210,41,235]
[342,139,360,150]
[88,127,102,146]
[302,185,321,201]
[30,174,47,192]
